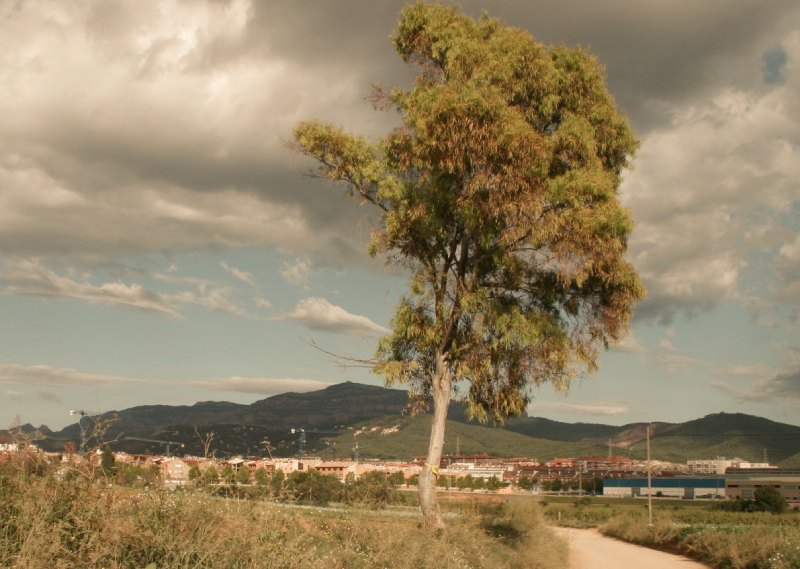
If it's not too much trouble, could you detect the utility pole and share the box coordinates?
[647,425,653,528]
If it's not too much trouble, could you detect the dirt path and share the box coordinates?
[552,527,711,569]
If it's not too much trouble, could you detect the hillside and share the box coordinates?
[8,382,799,464]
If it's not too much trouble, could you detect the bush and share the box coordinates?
[285,469,341,505]
[753,486,787,514]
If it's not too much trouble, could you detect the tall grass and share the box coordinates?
[540,496,800,569]
[602,509,800,569]
[0,454,567,569]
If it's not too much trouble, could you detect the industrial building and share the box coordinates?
[603,477,726,499]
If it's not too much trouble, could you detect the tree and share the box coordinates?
[202,465,219,484]
[753,486,787,514]
[292,4,642,529]
[254,467,270,487]
[270,470,285,497]
[100,446,116,478]
[221,464,235,485]
[236,465,251,485]
[188,464,202,483]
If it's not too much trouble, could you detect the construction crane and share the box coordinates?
[290,428,306,459]
[351,440,369,462]
[124,437,185,457]
[69,410,92,453]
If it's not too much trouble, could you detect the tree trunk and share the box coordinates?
[418,352,452,530]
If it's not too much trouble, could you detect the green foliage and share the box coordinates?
[285,470,342,506]
[342,471,399,509]
[114,463,157,488]
[235,465,250,485]
[254,467,269,486]
[754,486,788,514]
[201,465,218,484]
[270,469,285,496]
[292,3,643,424]
[187,464,201,482]
[220,464,235,484]
[99,446,116,477]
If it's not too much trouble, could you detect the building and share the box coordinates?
[603,476,726,499]
[724,468,800,509]
[688,457,775,475]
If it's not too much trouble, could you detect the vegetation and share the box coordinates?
[0,452,568,569]
[293,2,642,528]
[542,496,800,568]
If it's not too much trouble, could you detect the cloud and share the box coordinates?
[255,297,273,309]
[715,364,774,378]
[195,285,248,316]
[713,366,800,403]
[189,376,332,395]
[657,354,700,374]
[5,391,24,402]
[221,262,258,288]
[0,258,257,318]
[624,37,800,325]
[0,364,123,387]
[0,0,379,265]
[37,391,62,403]
[614,334,646,354]
[531,401,630,416]
[286,297,389,336]
[0,363,331,398]
[0,258,182,316]
[280,258,312,290]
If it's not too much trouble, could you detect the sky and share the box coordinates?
[1,0,799,431]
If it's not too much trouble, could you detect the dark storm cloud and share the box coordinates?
[1,0,799,326]
[713,367,800,403]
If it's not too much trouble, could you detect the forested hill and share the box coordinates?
[5,382,800,465]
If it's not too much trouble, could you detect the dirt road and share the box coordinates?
[552,527,711,569]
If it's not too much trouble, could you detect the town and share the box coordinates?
[2,441,798,509]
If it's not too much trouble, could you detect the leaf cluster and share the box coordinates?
[292,3,644,424]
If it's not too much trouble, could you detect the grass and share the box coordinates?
[0,453,568,569]
[540,496,800,568]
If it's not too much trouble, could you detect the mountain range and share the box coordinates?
[3,381,799,466]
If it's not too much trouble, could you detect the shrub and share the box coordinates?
[753,486,788,514]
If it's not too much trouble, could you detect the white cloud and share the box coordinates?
[657,354,700,374]
[286,297,389,336]
[715,363,774,378]
[280,258,312,290]
[189,376,332,395]
[0,364,123,387]
[196,285,248,316]
[0,258,257,318]
[615,334,646,354]
[0,258,182,316]
[530,401,630,416]
[6,391,24,402]
[255,297,273,309]
[221,262,258,288]
[624,32,800,325]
